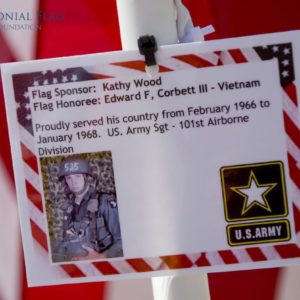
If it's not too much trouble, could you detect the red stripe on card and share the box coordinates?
[173,54,214,68]
[228,49,248,64]
[126,258,153,272]
[26,180,43,212]
[30,219,48,251]
[111,61,172,73]
[246,248,267,261]
[293,204,300,233]
[90,73,115,80]
[61,265,86,278]
[215,51,223,66]
[112,61,146,72]
[160,255,193,269]
[288,153,300,190]
[21,143,39,174]
[195,253,211,267]
[274,244,300,258]
[92,262,120,275]
[158,66,173,72]
[218,250,239,264]
[283,112,300,150]
[284,83,298,106]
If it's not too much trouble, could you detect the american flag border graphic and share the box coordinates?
[12,42,300,281]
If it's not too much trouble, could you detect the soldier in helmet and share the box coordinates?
[53,158,123,262]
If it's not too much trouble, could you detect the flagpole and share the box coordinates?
[116,0,211,299]
[117,0,178,50]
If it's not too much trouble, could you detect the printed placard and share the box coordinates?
[1,30,300,286]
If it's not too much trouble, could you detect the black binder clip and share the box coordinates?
[138,35,158,76]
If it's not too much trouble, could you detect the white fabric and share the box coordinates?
[174,0,214,42]
[116,0,214,50]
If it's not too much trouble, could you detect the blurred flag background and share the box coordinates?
[0,0,300,299]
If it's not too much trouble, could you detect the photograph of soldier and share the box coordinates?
[40,152,123,263]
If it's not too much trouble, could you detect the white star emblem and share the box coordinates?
[283,48,290,55]
[282,70,289,78]
[16,102,21,109]
[272,46,279,53]
[282,59,289,66]
[43,79,49,85]
[71,74,78,81]
[23,91,29,98]
[62,76,68,82]
[231,171,277,215]
[24,103,31,110]
[25,114,32,121]
[53,78,58,84]
[33,81,39,86]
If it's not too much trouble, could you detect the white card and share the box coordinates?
[1,30,300,286]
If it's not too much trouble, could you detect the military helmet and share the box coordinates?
[59,159,91,178]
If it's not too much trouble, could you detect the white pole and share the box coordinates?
[116,1,211,299]
[116,0,178,50]
[152,275,211,300]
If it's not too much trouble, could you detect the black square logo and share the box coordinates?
[220,161,288,222]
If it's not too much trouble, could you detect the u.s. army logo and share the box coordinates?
[221,161,288,221]
[220,161,291,246]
